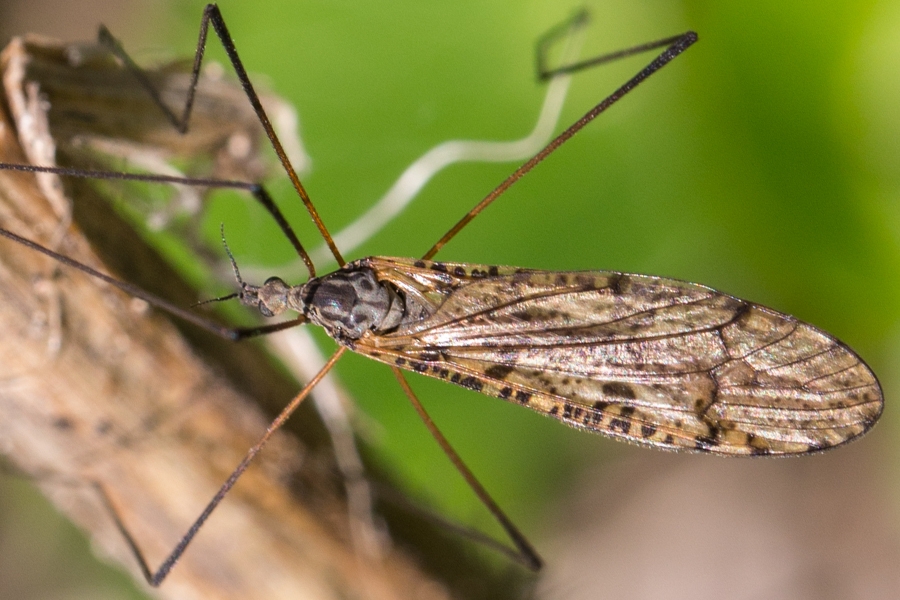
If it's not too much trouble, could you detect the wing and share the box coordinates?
[350,257,883,456]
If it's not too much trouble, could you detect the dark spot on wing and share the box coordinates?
[459,376,483,392]
[54,417,73,430]
[608,273,625,295]
[418,350,440,361]
[453,266,466,277]
[728,302,751,328]
[602,382,636,400]
[446,371,482,391]
[695,434,718,450]
[609,418,631,434]
[395,357,407,366]
[431,262,448,273]
[488,265,500,276]
[484,364,515,380]
[499,387,512,399]
[515,390,532,404]
[640,424,657,438]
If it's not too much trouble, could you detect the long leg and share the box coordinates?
[99,3,345,268]
[0,226,305,340]
[0,161,318,276]
[0,5,326,277]
[423,27,698,259]
[307,9,589,266]
[102,346,347,586]
[392,369,543,570]
[536,10,691,80]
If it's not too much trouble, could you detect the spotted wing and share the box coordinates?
[351,257,882,456]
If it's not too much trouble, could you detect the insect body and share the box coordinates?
[241,256,881,455]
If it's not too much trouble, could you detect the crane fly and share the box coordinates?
[280,256,881,455]
[0,3,883,586]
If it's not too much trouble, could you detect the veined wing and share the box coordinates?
[351,257,882,456]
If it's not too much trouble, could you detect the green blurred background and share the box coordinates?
[1,0,898,598]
